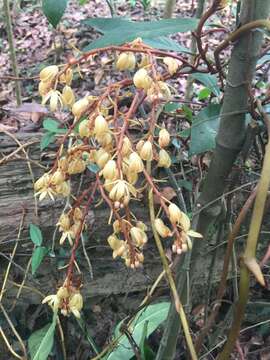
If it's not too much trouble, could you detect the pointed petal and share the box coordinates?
[187,229,203,238]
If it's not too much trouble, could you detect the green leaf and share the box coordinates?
[182,105,193,122]
[163,102,181,113]
[29,224,43,246]
[42,0,68,28]
[189,104,221,156]
[79,0,88,4]
[143,37,191,54]
[107,302,170,360]
[82,18,199,51]
[32,247,48,275]
[178,179,192,191]
[40,132,55,151]
[198,87,211,100]
[28,313,57,360]
[87,163,100,174]
[43,118,67,134]
[191,73,221,97]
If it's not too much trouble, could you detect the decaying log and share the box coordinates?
[0,132,164,307]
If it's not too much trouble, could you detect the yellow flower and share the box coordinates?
[42,294,60,312]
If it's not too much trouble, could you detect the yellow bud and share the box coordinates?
[79,119,92,138]
[73,207,83,222]
[69,293,83,311]
[129,152,144,173]
[109,180,129,202]
[102,160,117,180]
[163,57,180,75]
[133,68,152,91]
[116,52,136,71]
[49,91,62,112]
[122,136,132,156]
[136,139,145,153]
[139,140,153,161]
[113,220,121,233]
[107,234,121,250]
[138,54,150,68]
[96,131,113,148]
[130,227,147,247]
[34,173,50,191]
[57,286,69,299]
[95,149,110,169]
[157,149,171,168]
[168,203,182,224]
[40,65,58,82]
[62,85,75,108]
[58,157,69,172]
[158,128,170,148]
[55,181,70,196]
[137,252,144,263]
[65,68,73,85]
[68,159,86,175]
[50,170,65,185]
[126,171,138,185]
[72,97,89,118]
[94,115,109,136]
[39,81,51,96]
[57,213,70,231]
[154,218,172,238]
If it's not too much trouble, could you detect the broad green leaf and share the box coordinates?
[191,73,221,97]
[164,102,181,113]
[107,302,170,360]
[42,0,68,28]
[40,132,55,151]
[189,104,221,156]
[43,118,67,134]
[143,37,191,54]
[29,224,43,246]
[32,247,48,275]
[82,18,199,51]
[28,314,57,360]
[198,87,211,100]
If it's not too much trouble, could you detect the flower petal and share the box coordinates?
[187,229,203,238]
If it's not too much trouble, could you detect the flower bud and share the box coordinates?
[34,173,50,191]
[102,159,117,180]
[126,171,138,185]
[136,221,147,232]
[67,159,86,175]
[58,157,69,172]
[168,203,182,224]
[133,68,152,91]
[73,207,83,222]
[95,149,110,169]
[129,152,144,173]
[157,149,171,168]
[154,218,172,238]
[104,179,115,192]
[69,293,83,317]
[163,57,180,75]
[58,213,70,231]
[72,97,89,118]
[49,91,62,112]
[113,220,121,233]
[55,181,70,196]
[50,170,65,185]
[158,128,170,148]
[107,234,121,250]
[94,115,109,136]
[136,140,145,153]
[96,131,113,148]
[139,140,153,161]
[40,65,58,82]
[122,136,132,156]
[79,119,92,138]
[137,252,144,263]
[62,85,75,108]
[57,286,69,299]
[39,81,51,96]
[116,52,136,71]
[109,180,127,202]
[130,227,147,247]
[61,68,73,85]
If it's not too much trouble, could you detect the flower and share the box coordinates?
[116,52,136,71]
[163,57,180,75]
[42,294,60,312]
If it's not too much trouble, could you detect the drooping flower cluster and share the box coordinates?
[35,40,202,314]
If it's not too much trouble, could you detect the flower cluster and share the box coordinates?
[42,284,83,318]
[35,40,202,314]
